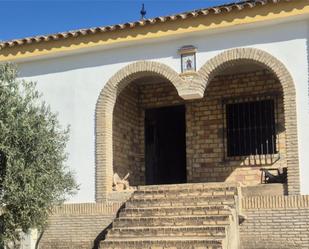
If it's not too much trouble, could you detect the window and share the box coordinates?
[224,96,278,158]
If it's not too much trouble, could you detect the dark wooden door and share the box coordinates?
[145,105,186,185]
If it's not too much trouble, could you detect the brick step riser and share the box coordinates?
[137,182,238,191]
[132,192,236,200]
[113,218,230,228]
[106,229,227,239]
[135,188,237,193]
[120,205,230,211]
[101,241,223,249]
[134,187,237,194]
[131,195,236,201]
[134,185,237,191]
[101,246,223,249]
[126,200,235,209]
[119,209,231,218]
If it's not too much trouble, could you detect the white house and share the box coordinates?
[1,1,309,248]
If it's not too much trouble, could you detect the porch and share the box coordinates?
[112,63,286,190]
[95,48,299,201]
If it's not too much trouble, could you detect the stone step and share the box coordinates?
[106,225,227,239]
[119,205,231,218]
[99,183,239,249]
[127,196,236,208]
[100,238,223,249]
[113,215,230,228]
[132,188,237,200]
[136,182,238,192]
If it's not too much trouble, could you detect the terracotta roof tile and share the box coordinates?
[0,0,291,49]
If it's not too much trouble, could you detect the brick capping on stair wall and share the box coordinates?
[51,202,122,215]
[242,195,309,209]
[240,195,309,249]
[39,203,122,249]
[96,48,300,202]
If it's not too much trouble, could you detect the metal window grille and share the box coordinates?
[222,94,279,163]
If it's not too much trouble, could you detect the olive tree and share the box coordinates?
[0,63,77,247]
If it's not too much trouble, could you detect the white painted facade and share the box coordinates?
[16,19,309,203]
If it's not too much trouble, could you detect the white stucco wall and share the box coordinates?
[17,19,309,202]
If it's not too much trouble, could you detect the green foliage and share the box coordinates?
[0,63,78,245]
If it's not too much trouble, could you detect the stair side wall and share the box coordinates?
[37,194,309,249]
[39,203,122,249]
[240,195,309,249]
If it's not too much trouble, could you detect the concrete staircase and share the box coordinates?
[100,183,240,249]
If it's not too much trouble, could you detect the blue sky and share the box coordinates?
[1,0,234,41]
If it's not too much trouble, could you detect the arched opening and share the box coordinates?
[95,61,186,201]
[186,61,287,189]
[112,75,186,187]
[198,48,300,195]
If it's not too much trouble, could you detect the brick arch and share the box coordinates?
[95,61,186,201]
[198,48,300,195]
